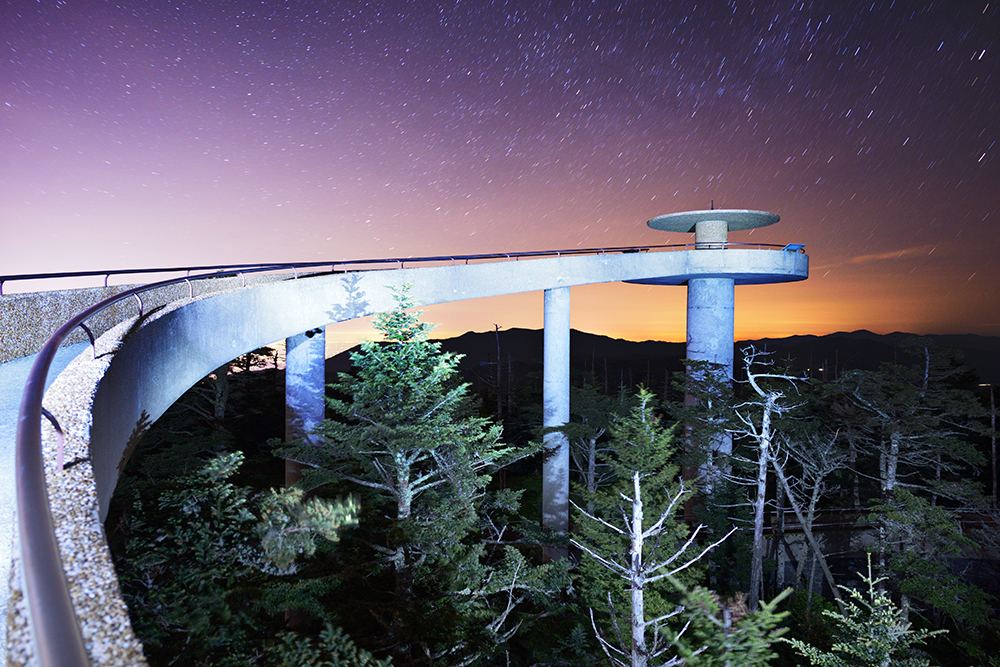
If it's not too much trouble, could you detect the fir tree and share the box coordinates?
[572,388,734,667]
[832,340,990,626]
[673,586,790,667]
[113,452,357,666]
[785,556,945,667]
[270,622,394,667]
[564,380,635,514]
[279,287,568,665]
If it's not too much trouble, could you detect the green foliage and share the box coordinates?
[779,588,837,657]
[257,488,360,572]
[574,387,693,622]
[795,340,997,652]
[688,475,755,593]
[108,318,998,666]
[564,381,636,502]
[443,544,573,663]
[869,488,994,628]
[833,339,986,499]
[573,387,775,667]
[114,450,357,666]
[280,287,515,548]
[785,557,945,667]
[521,623,602,667]
[270,622,393,667]
[115,451,267,664]
[669,359,736,470]
[278,287,569,664]
[674,587,790,667]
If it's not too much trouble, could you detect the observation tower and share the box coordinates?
[627,208,807,453]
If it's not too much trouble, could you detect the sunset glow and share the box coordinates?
[2,1,997,341]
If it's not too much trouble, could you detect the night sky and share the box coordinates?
[2,1,998,345]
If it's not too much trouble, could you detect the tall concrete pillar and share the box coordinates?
[686,277,735,460]
[542,287,570,533]
[644,210,781,460]
[285,327,326,486]
[686,277,735,379]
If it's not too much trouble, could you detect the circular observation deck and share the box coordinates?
[627,208,807,286]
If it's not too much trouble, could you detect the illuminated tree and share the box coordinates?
[571,388,734,667]
[280,288,568,664]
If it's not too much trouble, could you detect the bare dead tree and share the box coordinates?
[781,430,849,600]
[730,346,806,611]
[769,450,847,614]
[572,475,734,667]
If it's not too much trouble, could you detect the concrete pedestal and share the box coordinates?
[285,327,326,486]
[542,287,570,533]
[686,277,735,378]
[687,277,735,459]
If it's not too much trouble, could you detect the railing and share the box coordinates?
[0,242,799,295]
[14,263,306,667]
[9,240,801,666]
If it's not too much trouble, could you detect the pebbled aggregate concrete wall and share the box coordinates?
[0,287,138,364]
[0,274,294,364]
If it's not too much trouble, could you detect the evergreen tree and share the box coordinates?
[572,388,734,667]
[672,587,790,667]
[832,340,990,626]
[279,287,568,665]
[866,488,993,628]
[270,622,394,667]
[564,380,635,513]
[835,341,984,502]
[786,556,945,667]
[669,358,737,487]
[113,452,357,666]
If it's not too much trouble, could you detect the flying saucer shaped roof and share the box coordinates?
[647,209,779,233]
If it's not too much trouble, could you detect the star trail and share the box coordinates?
[2,0,997,341]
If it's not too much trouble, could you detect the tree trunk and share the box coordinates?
[772,461,846,614]
[630,472,648,667]
[804,478,823,600]
[885,431,900,493]
[849,439,861,510]
[773,490,786,590]
[392,455,415,644]
[876,430,900,580]
[211,363,230,421]
[991,385,996,509]
[749,396,774,611]
[586,437,598,515]
[394,454,413,584]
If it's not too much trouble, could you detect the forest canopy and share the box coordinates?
[108,301,999,667]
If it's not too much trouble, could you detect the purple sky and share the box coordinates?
[2,1,997,342]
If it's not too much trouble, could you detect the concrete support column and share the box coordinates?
[686,277,735,378]
[285,327,326,486]
[687,277,735,457]
[542,287,570,534]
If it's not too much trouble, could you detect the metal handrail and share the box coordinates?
[11,241,798,665]
[14,263,308,667]
[0,243,794,294]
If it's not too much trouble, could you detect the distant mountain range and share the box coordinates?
[328,329,1000,389]
[744,330,1000,386]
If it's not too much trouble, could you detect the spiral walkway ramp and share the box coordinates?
[2,225,807,666]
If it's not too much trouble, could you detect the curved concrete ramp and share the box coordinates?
[91,249,806,517]
[8,247,806,666]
